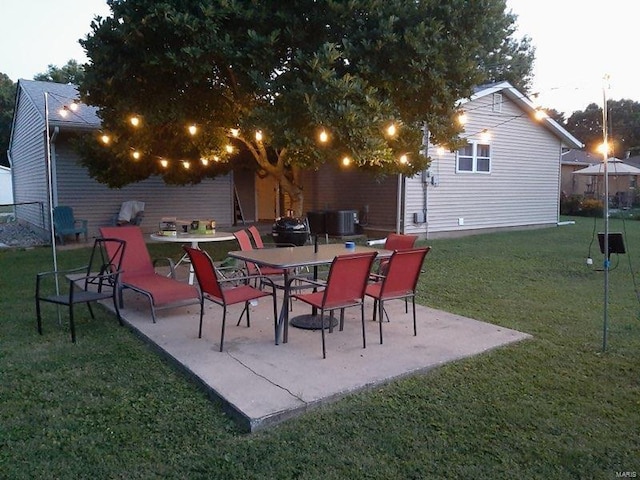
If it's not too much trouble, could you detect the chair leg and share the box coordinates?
[236,303,250,327]
[378,300,384,344]
[272,292,278,344]
[320,308,327,359]
[198,298,205,338]
[360,303,366,349]
[372,299,378,322]
[36,299,43,335]
[338,309,345,331]
[69,305,76,343]
[412,296,417,336]
[112,292,123,326]
[219,307,227,352]
[87,302,95,319]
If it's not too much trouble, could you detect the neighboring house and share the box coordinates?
[300,82,583,238]
[561,149,601,197]
[0,165,12,204]
[8,80,235,239]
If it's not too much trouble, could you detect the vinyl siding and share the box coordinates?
[53,143,233,239]
[405,94,563,237]
[8,91,50,230]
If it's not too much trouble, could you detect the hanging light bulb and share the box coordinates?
[342,156,351,167]
[399,154,409,164]
[213,155,220,162]
[131,150,141,160]
[386,123,397,137]
[534,109,548,120]
[319,129,329,143]
[160,159,169,168]
[129,116,141,127]
[457,113,468,125]
[597,142,610,155]
[230,128,240,137]
[436,146,445,156]
[225,144,234,154]
[480,129,491,142]
[58,108,68,118]
[188,124,198,136]
[100,134,111,145]
[68,102,79,112]
[255,130,263,142]
[200,157,209,166]
[182,161,191,169]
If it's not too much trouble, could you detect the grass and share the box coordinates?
[1,218,639,479]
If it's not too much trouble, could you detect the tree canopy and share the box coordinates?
[565,99,640,158]
[78,0,533,214]
[34,60,86,85]
[0,74,16,168]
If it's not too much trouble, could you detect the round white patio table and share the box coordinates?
[150,231,236,285]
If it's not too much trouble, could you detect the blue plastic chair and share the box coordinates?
[53,206,88,245]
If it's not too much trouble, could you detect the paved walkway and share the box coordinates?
[112,287,531,432]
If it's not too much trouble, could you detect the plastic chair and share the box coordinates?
[99,226,199,322]
[36,238,125,342]
[291,251,377,358]
[365,247,431,344]
[53,206,88,245]
[183,246,278,351]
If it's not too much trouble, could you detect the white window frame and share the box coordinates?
[492,93,502,113]
[456,142,492,174]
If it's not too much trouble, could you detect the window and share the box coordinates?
[456,142,491,173]
[492,93,502,113]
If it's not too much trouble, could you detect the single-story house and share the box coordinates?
[561,149,601,197]
[9,80,582,241]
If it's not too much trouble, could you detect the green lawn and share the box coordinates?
[1,218,639,479]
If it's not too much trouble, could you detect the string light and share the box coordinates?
[480,129,491,142]
[129,116,141,127]
[597,142,610,155]
[255,130,263,142]
[319,129,329,143]
[436,146,445,156]
[230,128,240,137]
[534,109,548,120]
[225,144,234,154]
[399,154,409,165]
[342,156,351,166]
[188,124,198,136]
[100,134,111,145]
[386,123,397,137]
[200,157,209,166]
[457,113,468,125]
[160,159,168,168]
[131,150,141,160]
[182,161,190,169]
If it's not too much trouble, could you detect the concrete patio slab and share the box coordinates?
[111,289,531,432]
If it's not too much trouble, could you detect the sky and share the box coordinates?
[1,0,637,116]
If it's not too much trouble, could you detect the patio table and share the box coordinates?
[150,231,235,285]
[227,243,391,344]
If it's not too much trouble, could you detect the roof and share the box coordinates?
[460,81,584,149]
[17,79,101,132]
[561,149,601,166]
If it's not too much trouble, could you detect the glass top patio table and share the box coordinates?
[227,243,392,344]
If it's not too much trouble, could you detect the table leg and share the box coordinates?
[187,241,198,285]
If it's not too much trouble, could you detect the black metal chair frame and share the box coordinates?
[36,238,126,343]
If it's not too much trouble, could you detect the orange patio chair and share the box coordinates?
[365,247,431,344]
[99,226,199,322]
[183,246,278,351]
[291,251,377,358]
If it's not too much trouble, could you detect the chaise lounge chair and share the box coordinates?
[99,226,199,322]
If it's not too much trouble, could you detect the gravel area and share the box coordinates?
[0,222,49,248]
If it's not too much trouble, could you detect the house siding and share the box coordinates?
[53,144,233,238]
[9,91,50,230]
[404,94,563,238]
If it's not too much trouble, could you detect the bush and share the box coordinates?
[560,193,603,217]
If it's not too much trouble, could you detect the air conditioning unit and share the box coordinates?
[325,210,358,236]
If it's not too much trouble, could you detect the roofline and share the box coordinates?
[459,81,584,149]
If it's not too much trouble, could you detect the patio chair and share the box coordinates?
[234,229,288,280]
[365,247,431,344]
[291,251,377,358]
[36,238,125,342]
[99,226,199,322]
[53,205,88,245]
[371,233,418,275]
[183,246,278,351]
[113,200,145,226]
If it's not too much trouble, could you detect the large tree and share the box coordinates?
[78,0,533,215]
[565,99,640,158]
[0,74,16,168]
[34,60,85,85]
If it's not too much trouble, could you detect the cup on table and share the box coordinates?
[345,241,355,250]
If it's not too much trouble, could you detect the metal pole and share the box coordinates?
[44,92,60,296]
[602,79,609,352]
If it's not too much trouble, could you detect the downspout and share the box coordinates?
[396,173,403,233]
[50,126,59,207]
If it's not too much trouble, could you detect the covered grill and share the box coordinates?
[271,217,309,246]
